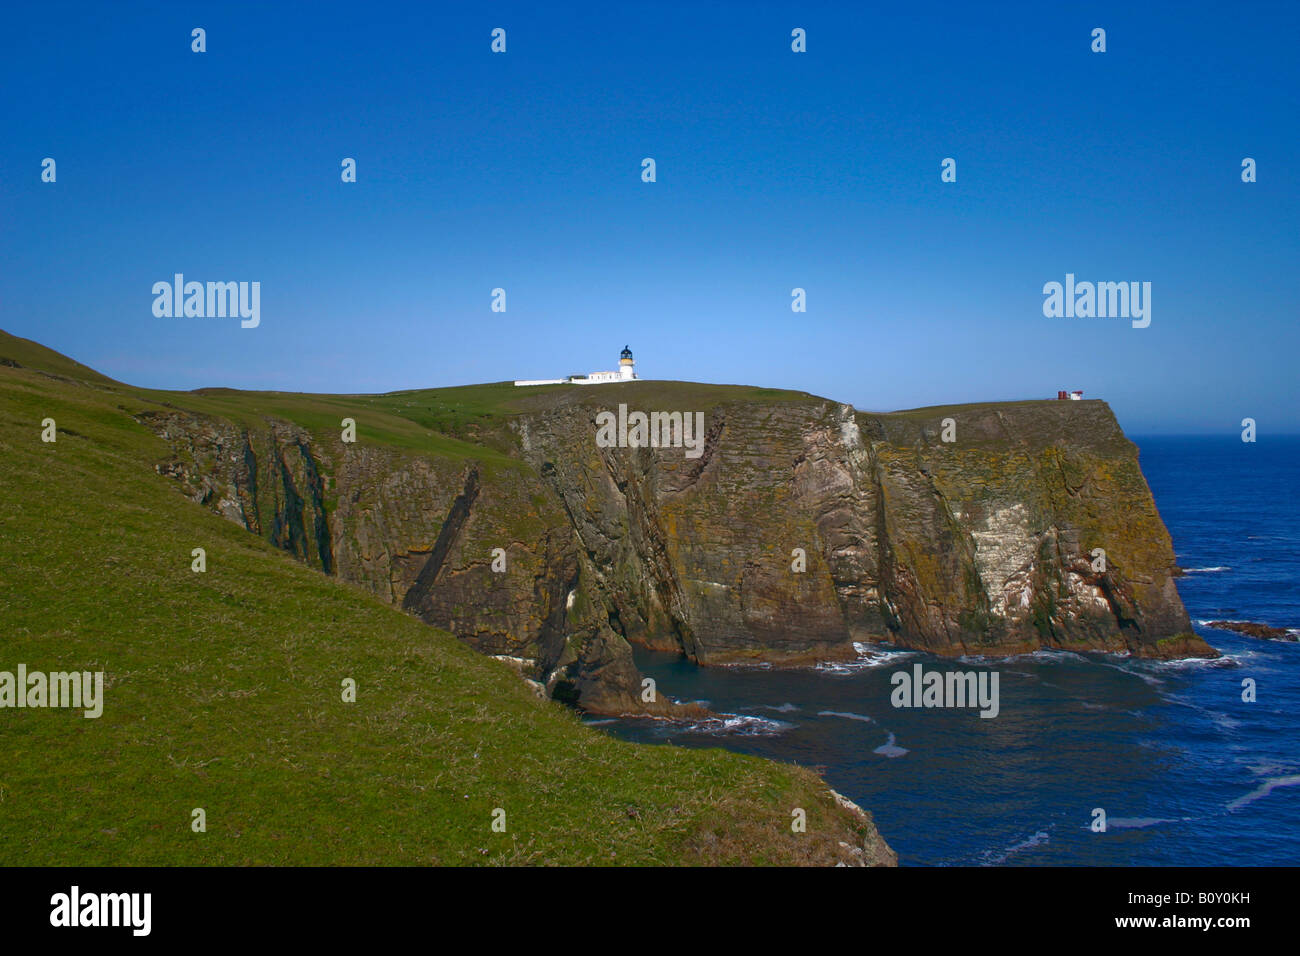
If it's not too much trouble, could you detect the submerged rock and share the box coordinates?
[1206,620,1298,642]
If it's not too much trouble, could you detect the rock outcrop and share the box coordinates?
[140,385,1214,715]
[1206,620,1298,642]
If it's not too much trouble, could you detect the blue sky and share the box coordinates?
[2,1,1296,433]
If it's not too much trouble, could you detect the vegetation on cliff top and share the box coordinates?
[0,330,891,865]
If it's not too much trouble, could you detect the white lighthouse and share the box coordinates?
[617,345,636,381]
[514,346,638,387]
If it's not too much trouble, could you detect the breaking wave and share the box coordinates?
[816,646,917,674]
[679,714,793,737]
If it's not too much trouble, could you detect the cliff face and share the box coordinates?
[140,386,1212,715]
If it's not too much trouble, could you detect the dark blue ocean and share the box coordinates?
[598,436,1300,865]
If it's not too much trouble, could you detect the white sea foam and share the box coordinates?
[873,732,908,757]
[1243,759,1299,779]
[1226,774,1300,811]
[680,714,792,737]
[818,710,875,723]
[1105,816,1181,830]
[817,647,918,674]
[1182,566,1231,573]
[980,829,1050,865]
[992,649,1091,665]
[1212,712,1243,731]
[813,661,858,675]
[1158,653,1239,669]
[1096,659,1166,688]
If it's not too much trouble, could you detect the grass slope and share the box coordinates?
[0,332,883,865]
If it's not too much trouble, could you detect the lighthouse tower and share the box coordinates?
[514,345,638,386]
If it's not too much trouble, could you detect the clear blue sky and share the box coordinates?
[2,1,1296,433]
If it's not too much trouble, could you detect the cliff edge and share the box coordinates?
[136,378,1213,715]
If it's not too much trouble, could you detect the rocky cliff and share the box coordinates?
[140,382,1214,715]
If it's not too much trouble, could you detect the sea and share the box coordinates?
[595,436,1300,865]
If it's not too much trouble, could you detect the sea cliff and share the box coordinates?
[140,381,1213,715]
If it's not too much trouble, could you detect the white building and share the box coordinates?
[515,346,637,387]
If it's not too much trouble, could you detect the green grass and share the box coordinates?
[0,332,883,865]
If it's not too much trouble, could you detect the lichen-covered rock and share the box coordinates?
[140,388,1213,716]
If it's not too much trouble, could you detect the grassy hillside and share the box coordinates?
[0,331,889,865]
